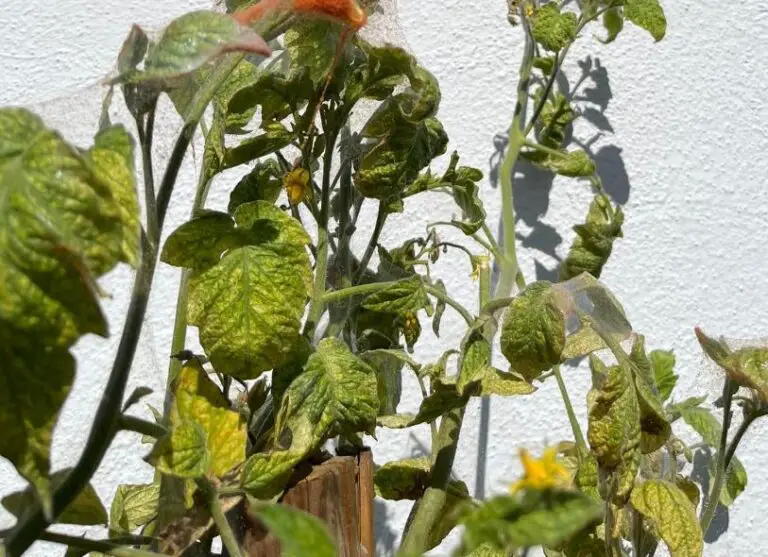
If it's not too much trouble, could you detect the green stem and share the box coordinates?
[354,202,387,284]
[198,479,245,557]
[37,531,165,557]
[553,365,586,452]
[724,414,756,467]
[322,280,398,303]
[118,415,166,439]
[495,20,534,300]
[135,99,158,245]
[475,257,493,499]
[424,284,475,326]
[700,378,735,534]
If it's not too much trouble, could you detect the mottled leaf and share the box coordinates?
[587,357,641,502]
[629,336,672,453]
[223,122,295,169]
[630,480,702,557]
[362,277,433,316]
[228,158,283,213]
[501,281,566,381]
[2,468,106,525]
[176,202,311,378]
[146,420,209,478]
[559,195,623,281]
[525,147,595,177]
[625,0,666,42]
[0,108,136,347]
[0,328,74,513]
[276,338,378,448]
[110,483,160,534]
[284,20,347,84]
[531,3,577,51]
[161,211,238,270]
[241,449,304,499]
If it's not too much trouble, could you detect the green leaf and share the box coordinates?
[276,338,379,448]
[629,336,672,453]
[179,202,312,378]
[228,158,283,213]
[119,12,271,88]
[693,327,732,370]
[458,490,601,553]
[241,449,304,499]
[226,66,314,125]
[625,0,667,42]
[501,281,566,381]
[146,420,209,478]
[601,7,624,43]
[650,350,677,402]
[432,279,448,336]
[445,154,486,235]
[531,3,578,51]
[161,211,238,270]
[0,328,74,513]
[679,406,747,506]
[362,277,433,316]
[374,457,431,500]
[110,483,160,534]
[587,357,641,502]
[0,108,137,347]
[534,92,575,149]
[2,468,107,525]
[524,147,596,177]
[559,195,624,281]
[630,480,703,557]
[249,502,337,557]
[223,122,295,169]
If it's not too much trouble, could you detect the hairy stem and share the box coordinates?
[700,378,735,533]
[38,531,165,557]
[475,256,493,499]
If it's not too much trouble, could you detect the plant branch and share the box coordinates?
[423,284,475,326]
[354,201,387,284]
[118,415,166,439]
[724,414,756,468]
[135,99,159,245]
[198,479,245,557]
[553,365,587,452]
[38,531,165,557]
[700,378,735,534]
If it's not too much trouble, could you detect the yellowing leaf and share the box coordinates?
[170,362,247,476]
[241,449,304,499]
[630,480,703,557]
[2,468,107,525]
[147,421,209,478]
[629,336,672,454]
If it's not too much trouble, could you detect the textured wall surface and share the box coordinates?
[2,1,768,555]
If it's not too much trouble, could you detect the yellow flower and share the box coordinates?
[509,446,571,493]
[284,168,312,205]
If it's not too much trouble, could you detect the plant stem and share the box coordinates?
[724,414,755,467]
[494,17,534,301]
[38,531,165,557]
[321,280,398,303]
[424,284,475,326]
[198,479,245,557]
[700,378,735,534]
[475,256,492,499]
[553,365,587,453]
[135,99,158,245]
[118,415,166,439]
[354,201,387,284]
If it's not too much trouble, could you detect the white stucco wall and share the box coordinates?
[2,1,768,555]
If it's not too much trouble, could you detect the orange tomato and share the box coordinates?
[234,0,367,30]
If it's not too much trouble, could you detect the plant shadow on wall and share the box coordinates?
[489,55,630,283]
